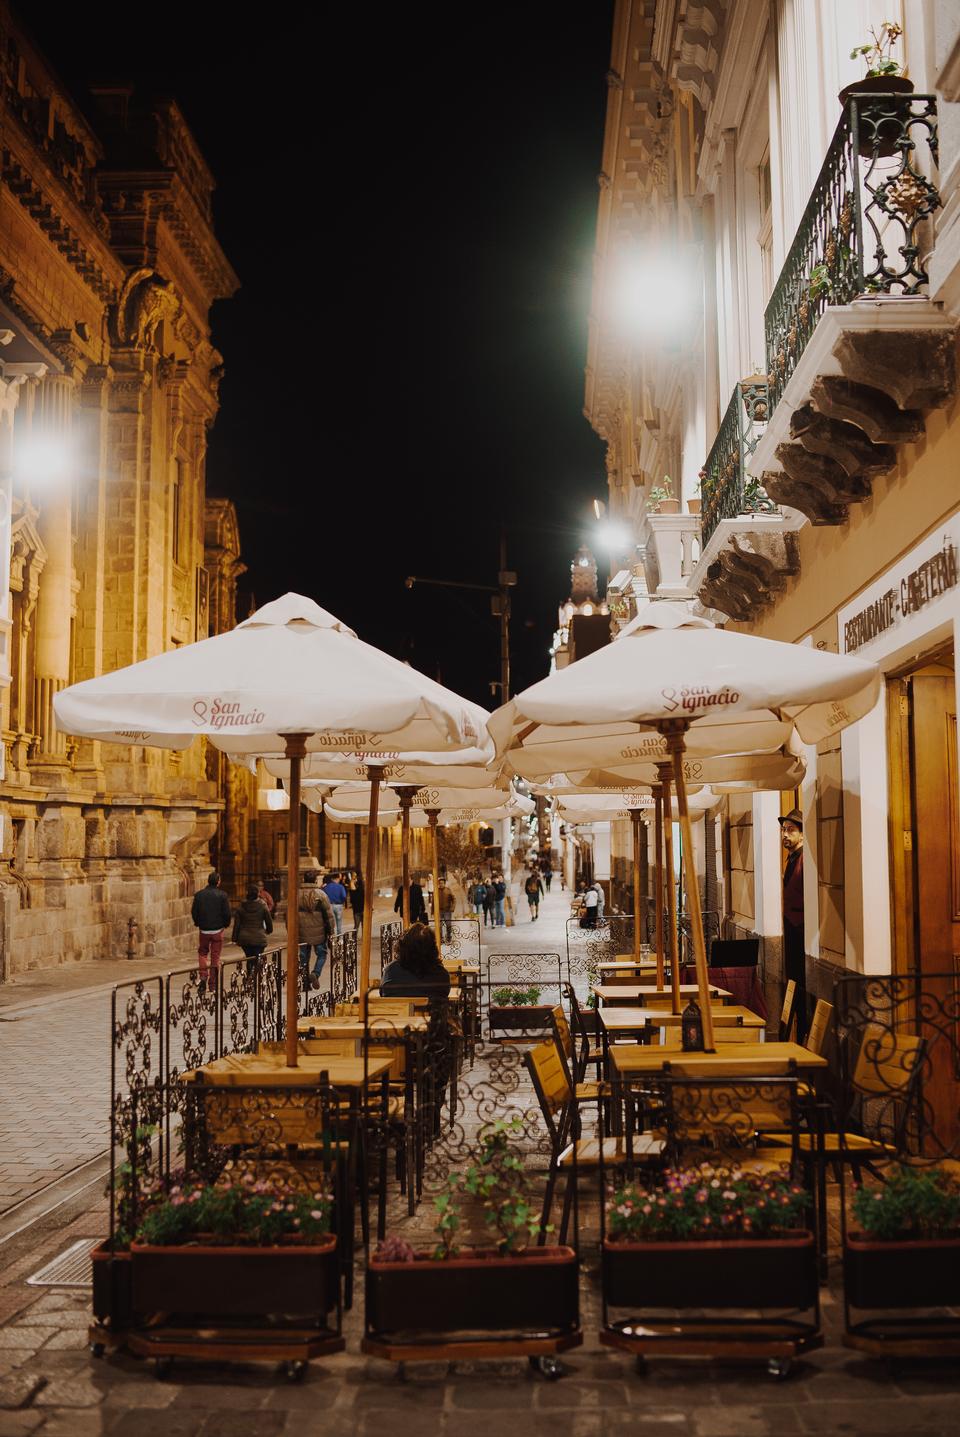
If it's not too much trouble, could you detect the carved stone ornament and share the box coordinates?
[110,268,181,351]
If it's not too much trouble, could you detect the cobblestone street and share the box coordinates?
[1,889,960,1435]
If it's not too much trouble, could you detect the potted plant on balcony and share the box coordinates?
[844,1163,960,1312]
[365,1116,580,1355]
[687,474,702,516]
[840,22,913,156]
[130,1174,339,1321]
[741,478,777,516]
[488,984,553,1037]
[648,477,679,514]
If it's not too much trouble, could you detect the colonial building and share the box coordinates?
[0,4,239,976]
[588,1,960,1024]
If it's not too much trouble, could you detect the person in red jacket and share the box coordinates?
[779,809,806,1041]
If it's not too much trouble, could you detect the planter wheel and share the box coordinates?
[89,1342,105,1359]
[154,1357,174,1381]
[283,1360,307,1383]
[529,1355,565,1381]
[767,1358,792,1381]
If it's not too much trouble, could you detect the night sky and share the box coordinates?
[22,3,613,707]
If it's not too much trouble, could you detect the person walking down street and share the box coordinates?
[440,881,455,943]
[350,871,365,935]
[525,869,545,921]
[233,883,274,970]
[394,878,428,926]
[541,860,553,894]
[483,879,497,928]
[299,871,335,986]
[471,878,487,922]
[191,871,232,989]
[323,871,348,934]
[779,808,807,1041]
[493,874,507,928]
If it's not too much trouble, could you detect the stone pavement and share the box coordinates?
[1,887,959,1433]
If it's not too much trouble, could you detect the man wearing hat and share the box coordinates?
[779,808,806,1040]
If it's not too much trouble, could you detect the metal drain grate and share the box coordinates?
[26,1238,99,1288]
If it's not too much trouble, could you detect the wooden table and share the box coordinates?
[600,1006,766,1038]
[296,1015,429,1038]
[599,959,658,973]
[593,983,731,1007]
[610,1040,827,1077]
[182,1053,395,1087]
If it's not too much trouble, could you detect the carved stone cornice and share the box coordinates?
[1,151,115,301]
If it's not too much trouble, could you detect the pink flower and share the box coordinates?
[642,1204,652,1215]
[310,1209,324,1220]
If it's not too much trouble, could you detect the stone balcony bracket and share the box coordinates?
[693,519,802,624]
[751,299,958,529]
[645,512,701,598]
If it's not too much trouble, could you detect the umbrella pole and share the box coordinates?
[664,726,715,1051]
[361,766,384,1021]
[426,808,442,951]
[399,789,412,928]
[281,734,309,1068]
[631,811,643,969]
[657,762,681,1016]
[653,784,664,992]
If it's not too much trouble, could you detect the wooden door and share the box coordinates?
[909,670,960,1153]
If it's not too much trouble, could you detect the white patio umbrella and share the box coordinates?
[491,600,880,1048]
[54,593,493,1063]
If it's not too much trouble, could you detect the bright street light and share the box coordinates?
[13,433,71,488]
[596,521,631,551]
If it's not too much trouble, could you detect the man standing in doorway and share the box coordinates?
[779,808,806,1041]
[191,871,232,990]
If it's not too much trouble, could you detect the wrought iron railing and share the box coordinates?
[765,91,939,416]
[699,382,775,548]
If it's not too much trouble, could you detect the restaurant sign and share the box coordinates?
[839,520,960,657]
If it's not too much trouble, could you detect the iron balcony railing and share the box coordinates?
[764,91,940,417]
[699,380,776,550]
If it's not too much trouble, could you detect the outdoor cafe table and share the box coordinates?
[610,1040,826,1078]
[181,1051,395,1087]
[592,983,731,1007]
[296,1015,430,1038]
[600,1005,766,1043]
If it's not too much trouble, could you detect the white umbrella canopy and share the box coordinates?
[555,790,717,822]
[492,601,880,1048]
[263,753,500,785]
[541,745,806,794]
[53,592,495,1061]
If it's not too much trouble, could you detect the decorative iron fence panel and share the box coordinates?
[699,383,775,549]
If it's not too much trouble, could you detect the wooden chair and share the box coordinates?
[806,999,833,1056]
[562,983,603,1081]
[779,980,797,1042]
[525,1038,661,1242]
[550,1005,606,1103]
[650,1070,803,1177]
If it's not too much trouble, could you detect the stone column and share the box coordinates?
[32,375,76,772]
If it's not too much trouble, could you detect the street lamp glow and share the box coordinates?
[610,242,698,342]
[596,521,631,550]
[13,434,71,488]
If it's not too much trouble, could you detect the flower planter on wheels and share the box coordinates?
[362,1246,582,1377]
[600,1233,822,1378]
[89,1242,133,1357]
[125,1236,344,1379]
[843,1232,960,1358]
[487,1005,554,1042]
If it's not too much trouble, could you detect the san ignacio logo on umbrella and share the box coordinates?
[192,699,266,729]
[661,685,741,715]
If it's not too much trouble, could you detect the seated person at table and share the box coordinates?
[380,923,451,999]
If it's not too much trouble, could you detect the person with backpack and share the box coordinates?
[232,882,274,970]
[524,869,545,921]
[191,871,232,988]
[298,870,336,986]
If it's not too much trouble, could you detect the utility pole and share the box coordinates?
[405,535,516,702]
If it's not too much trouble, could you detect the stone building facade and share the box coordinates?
[0,4,239,976]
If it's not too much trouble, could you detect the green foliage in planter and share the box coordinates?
[607,1163,810,1242]
[850,22,903,77]
[741,478,777,515]
[852,1164,960,1241]
[491,986,542,1006]
[135,1175,333,1247]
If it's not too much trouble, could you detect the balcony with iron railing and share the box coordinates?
[749,89,956,530]
[699,381,775,551]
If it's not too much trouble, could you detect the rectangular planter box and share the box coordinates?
[603,1232,818,1310]
[131,1236,339,1318]
[488,1005,553,1035]
[844,1232,960,1309]
[366,1246,579,1336]
[91,1242,133,1331]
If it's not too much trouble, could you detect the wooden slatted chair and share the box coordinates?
[779,980,797,1042]
[525,1037,661,1242]
[654,1070,803,1177]
[562,983,603,1080]
[806,999,833,1056]
[550,1005,606,1103]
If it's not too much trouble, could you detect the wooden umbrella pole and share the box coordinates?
[360,766,384,1021]
[657,762,681,1015]
[281,734,309,1068]
[399,789,412,927]
[426,809,442,950]
[653,782,664,991]
[631,811,643,968]
[664,727,715,1050]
